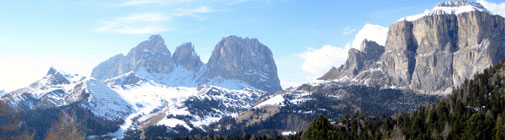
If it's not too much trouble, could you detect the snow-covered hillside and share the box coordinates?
[1,67,88,110]
[106,78,265,138]
[0,67,268,139]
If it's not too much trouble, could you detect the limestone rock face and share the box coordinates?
[118,35,174,74]
[91,54,124,80]
[92,35,282,92]
[207,36,282,92]
[319,1,505,95]
[173,42,203,71]
[92,35,174,80]
[380,21,417,88]
[320,40,385,81]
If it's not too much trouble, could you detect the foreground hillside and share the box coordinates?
[301,59,505,140]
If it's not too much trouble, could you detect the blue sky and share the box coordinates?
[1,0,504,91]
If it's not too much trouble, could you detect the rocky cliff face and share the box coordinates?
[90,54,124,81]
[320,40,385,80]
[92,35,174,80]
[91,35,282,92]
[207,36,282,92]
[173,42,203,71]
[320,1,505,95]
[118,35,174,75]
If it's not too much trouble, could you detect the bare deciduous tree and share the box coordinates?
[44,111,85,140]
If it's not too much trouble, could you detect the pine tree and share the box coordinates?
[301,115,334,140]
[495,115,505,140]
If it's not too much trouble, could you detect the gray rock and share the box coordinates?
[92,35,174,80]
[207,35,282,92]
[319,2,505,95]
[91,54,124,80]
[118,35,174,74]
[320,40,385,81]
[92,35,282,92]
[173,42,203,71]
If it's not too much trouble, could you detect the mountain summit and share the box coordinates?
[207,35,282,92]
[398,0,491,21]
[91,35,282,92]
[320,0,505,95]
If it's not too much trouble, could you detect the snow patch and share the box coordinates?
[255,95,285,108]
[398,1,492,21]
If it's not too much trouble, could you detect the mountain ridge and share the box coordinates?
[91,35,282,92]
[319,0,505,95]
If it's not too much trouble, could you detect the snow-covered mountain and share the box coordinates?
[1,35,279,139]
[5,1,504,138]
[92,35,282,92]
[103,71,266,138]
[398,0,492,21]
[0,90,7,95]
[0,67,133,120]
[0,66,268,138]
[320,0,505,95]
[1,67,89,110]
[213,0,505,134]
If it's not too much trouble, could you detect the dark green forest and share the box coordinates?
[301,60,505,140]
[168,60,505,140]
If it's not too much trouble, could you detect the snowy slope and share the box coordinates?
[109,65,258,91]
[0,90,7,95]
[107,80,265,138]
[398,0,492,21]
[1,67,267,139]
[79,80,134,120]
[254,87,312,108]
[1,67,88,110]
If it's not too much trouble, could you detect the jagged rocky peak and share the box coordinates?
[398,0,491,21]
[120,34,174,74]
[141,34,170,53]
[436,0,483,8]
[360,39,384,57]
[319,40,384,81]
[319,0,505,95]
[91,54,124,80]
[45,67,71,85]
[173,42,203,70]
[91,35,175,80]
[207,35,282,92]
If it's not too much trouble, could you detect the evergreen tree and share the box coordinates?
[301,115,334,140]
[495,115,505,140]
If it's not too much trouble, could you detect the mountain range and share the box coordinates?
[1,0,505,139]
[92,35,282,93]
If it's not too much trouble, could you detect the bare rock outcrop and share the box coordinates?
[207,35,282,92]
[320,1,505,95]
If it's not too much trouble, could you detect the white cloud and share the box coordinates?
[298,44,351,77]
[96,13,173,34]
[342,26,357,36]
[297,23,388,79]
[174,6,214,20]
[478,0,505,17]
[351,24,388,50]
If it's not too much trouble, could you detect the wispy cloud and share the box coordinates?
[174,6,214,20]
[342,26,357,36]
[96,13,173,34]
[118,0,191,7]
